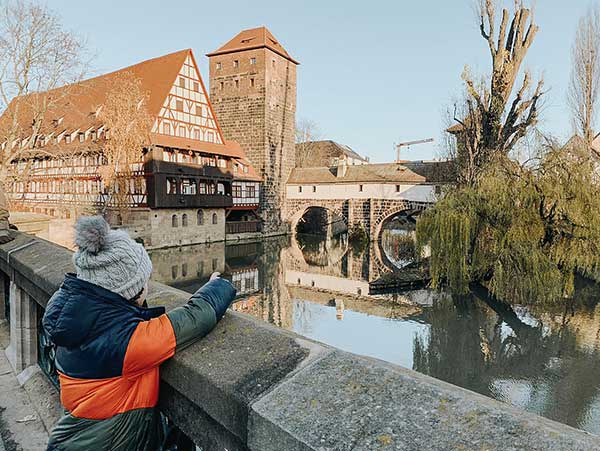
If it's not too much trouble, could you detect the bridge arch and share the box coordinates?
[285,200,348,235]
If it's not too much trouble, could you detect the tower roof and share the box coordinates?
[207,26,299,64]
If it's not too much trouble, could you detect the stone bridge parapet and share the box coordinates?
[1,232,598,450]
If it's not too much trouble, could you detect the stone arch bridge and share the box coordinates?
[284,198,432,241]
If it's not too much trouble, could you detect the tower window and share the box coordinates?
[359,184,363,192]
[250,57,256,65]
[396,185,400,192]
[235,79,239,88]
[216,62,222,70]
[182,214,188,227]
[233,60,239,68]
[272,59,275,68]
[212,213,218,224]
[171,214,178,228]
[312,186,316,193]
[250,78,255,88]
[219,82,224,90]
[298,186,302,193]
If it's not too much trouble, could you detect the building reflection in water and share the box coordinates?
[149,229,600,435]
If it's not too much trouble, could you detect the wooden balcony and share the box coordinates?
[226,220,262,234]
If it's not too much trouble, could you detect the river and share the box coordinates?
[148,229,600,435]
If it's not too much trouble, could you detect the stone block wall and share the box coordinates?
[209,47,297,236]
[124,207,225,249]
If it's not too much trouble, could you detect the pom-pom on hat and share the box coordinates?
[72,216,152,300]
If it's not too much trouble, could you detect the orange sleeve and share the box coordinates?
[122,314,176,375]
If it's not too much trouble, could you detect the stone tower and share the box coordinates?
[207,27,298,235]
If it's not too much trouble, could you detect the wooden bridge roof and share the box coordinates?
[287,161,455,185]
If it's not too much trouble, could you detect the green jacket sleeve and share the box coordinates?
[166,278,237,351]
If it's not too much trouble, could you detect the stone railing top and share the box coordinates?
[1,232,598,451]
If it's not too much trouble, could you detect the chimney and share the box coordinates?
[337,158,348,178]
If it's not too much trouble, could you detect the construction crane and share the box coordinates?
[395,138,434,163]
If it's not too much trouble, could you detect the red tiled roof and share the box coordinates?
[207,26,299,64]
[2,49,261,166]
[2,49,191,139]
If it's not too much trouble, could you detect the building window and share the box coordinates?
[179,77,186,88]
[182,214,188,227]
[162,122,171,135]
[172,214,178,228]
[359,184,363,192]
[181,263,188,277]
[312,186,316,193]
[171,265,178,279]
[233,60,239,68]
[298,186,302,193]
[197,261,204,276]
[212,258,218,271]
[195,105,203,116]
[181,178,197,195]
[212,213,218,224]
[247,185,256,198]
[175,100,183,111]
[197,210,204,225]
[272,59,275,68]
[178,126,186,137]
[250,57,256,65]
[250,78,255,88]
[166,177,177,194]
[232,184,242,197]
[216,62,222,70]
[235,79,239,88]
[193,128,200,140]
[396,185,400,192]
[219,81,224,90]
[193,81,199,92]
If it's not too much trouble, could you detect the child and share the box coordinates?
[43,216,236,450]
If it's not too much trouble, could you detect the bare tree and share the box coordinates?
[0,0,87,183]
[451,0,544,186]
[568,4,600,150]
[295,118,321,168]
[98,72,152,219]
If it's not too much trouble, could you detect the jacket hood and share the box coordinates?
[43,273,164,348]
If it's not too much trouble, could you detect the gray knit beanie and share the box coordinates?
[72,216,152,300]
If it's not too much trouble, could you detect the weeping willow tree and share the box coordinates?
[417,144,600,304]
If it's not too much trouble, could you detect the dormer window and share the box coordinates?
[65,135,71,144]
[52,117,64,127]
[79,133,84,143]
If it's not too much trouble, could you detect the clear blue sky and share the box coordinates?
[51,0,586,162]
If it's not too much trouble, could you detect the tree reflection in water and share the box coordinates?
[412,282,600,434]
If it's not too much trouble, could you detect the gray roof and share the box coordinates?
[287,161,455,184]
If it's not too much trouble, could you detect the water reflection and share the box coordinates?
[149,232,600,435]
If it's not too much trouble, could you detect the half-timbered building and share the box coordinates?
[1,49,261,248]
